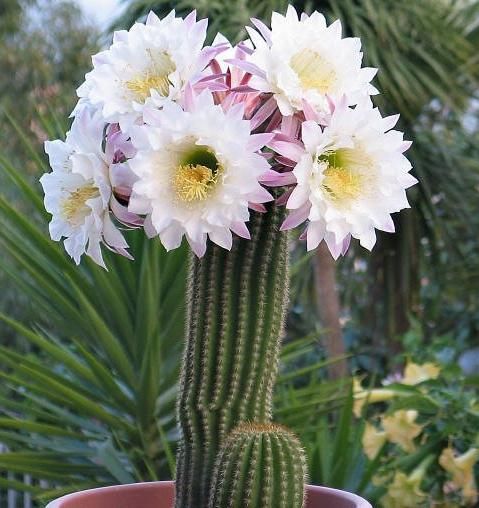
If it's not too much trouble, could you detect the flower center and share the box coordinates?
[173,146,222,203]
[318,148,371,203]
[126,52,175,102]
[290,49,338,94]
[173,164,218,202]
[62,184,99,225]
[322,166,363,202]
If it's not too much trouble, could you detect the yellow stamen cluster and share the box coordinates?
[126,53,175,102]
[173,164,219,203]
[290,49,338,93]
[318,148,373,204]
[322,165,363,202]
[62,185,99,224]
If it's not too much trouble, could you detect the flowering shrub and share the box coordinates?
[40,6,416,267]
[355,361,479,507]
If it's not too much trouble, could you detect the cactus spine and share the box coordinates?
[175,201,290,508]
[208,423,308,508]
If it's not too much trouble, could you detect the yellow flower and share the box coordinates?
[382,410,423,452]
[381,472,425,508]
[381,457,432,508]
[402,361,441,385]
[439,447,479,506]
[362,423,387,459]
[353,377,396,417]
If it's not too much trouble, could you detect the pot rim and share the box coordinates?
[46,480,372,508]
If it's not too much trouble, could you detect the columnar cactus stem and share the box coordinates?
[175,202,289,508]
[208,423,308,508]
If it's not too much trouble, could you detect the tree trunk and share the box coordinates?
[313,242,348,379]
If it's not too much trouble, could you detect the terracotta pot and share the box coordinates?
[46,481,371,508]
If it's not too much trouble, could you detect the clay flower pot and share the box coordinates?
[47,481,371,508]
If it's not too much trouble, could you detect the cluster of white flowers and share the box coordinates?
[41,6,417,266]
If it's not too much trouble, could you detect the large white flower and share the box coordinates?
[40,109,130,267]
[283,98,417,258]
[77,11,209,131]
[128,92,273,256]
[246,6,377,116]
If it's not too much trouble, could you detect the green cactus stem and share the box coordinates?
[208,422,308,508]
[175,202,289,508]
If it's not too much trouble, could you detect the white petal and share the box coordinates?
[160,224,184,251]
[103,214,129,249]
[209,228,233,250]
[358,229,376,250]
[188,234,207,257]
[287,184,310,209]
[306,222,325,251]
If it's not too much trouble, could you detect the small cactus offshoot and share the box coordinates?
[208,422,308,508]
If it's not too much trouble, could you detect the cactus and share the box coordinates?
[208,422,308,508]
[175,201,290,508]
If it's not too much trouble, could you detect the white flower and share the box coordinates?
[40,109,130,267]
[128,92,273,256]
[77,11,209,131]
[247,6,378,115]
[283,98,417,258]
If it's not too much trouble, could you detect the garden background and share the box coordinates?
[0,0,478,506]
